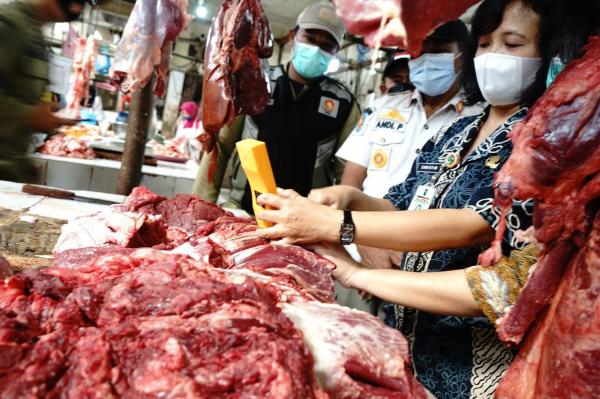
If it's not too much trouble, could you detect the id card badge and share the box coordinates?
[408,184,436,211]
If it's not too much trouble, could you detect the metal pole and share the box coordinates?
[116,76,154,195]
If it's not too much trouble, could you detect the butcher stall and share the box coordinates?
[0,180,429,398]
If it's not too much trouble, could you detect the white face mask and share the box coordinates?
[474,52,542,106]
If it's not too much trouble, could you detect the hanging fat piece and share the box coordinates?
[111,0,190,96]
[199,0,274,181]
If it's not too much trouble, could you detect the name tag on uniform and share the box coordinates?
[417,163,442,173]
[408,184,435,211]
[318,97,340,118]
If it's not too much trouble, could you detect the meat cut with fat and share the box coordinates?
[199,0,273,179]
[333,0,478,55]
[111,0,190,96]
[283,301,429,399]
[477,37,600,398]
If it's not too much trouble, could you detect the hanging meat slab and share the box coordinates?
[198,0,273,179]
[333,0,478,55]
[111,0,190,96]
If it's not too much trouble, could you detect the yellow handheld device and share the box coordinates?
[235,139,277,228]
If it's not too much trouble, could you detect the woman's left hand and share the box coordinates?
[310,242,361,288]
[256,188,342,245]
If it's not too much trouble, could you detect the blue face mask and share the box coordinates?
[291,41,333,79]
[546,56,565,87]
[408,53,457,97]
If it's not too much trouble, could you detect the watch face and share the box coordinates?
[340,223,354,245]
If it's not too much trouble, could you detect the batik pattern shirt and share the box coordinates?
[383,108,534,399]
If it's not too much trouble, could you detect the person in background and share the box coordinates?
[334,21,484,278]
[193,1,360,213]
[175,101,200,138]
[0,0,94,181]
[256,0,553,396]
[379,56,412,95]
[50,92,62,112]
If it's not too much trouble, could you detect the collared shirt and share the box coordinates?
[383,108,534,399]
[336,89,484,197]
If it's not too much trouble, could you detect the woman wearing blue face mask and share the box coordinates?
[255,1,557,397]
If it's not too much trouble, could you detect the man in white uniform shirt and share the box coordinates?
[337,20,484,198]
[331,20,484,314]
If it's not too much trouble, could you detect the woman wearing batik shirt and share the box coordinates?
[254,1,555,397]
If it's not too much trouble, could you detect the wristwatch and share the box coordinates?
[339,209,355,246]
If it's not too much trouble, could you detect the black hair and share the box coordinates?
[548,0,600,63]
[383,58,409,78]
[462,0,554,106]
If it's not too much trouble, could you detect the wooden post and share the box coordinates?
[116,77,154,195]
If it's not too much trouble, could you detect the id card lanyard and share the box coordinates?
[407,150,462,211]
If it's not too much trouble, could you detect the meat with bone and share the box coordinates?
[199,0,273,179]
[474,38,600,397]
[333,0,478,55]
[39,134,96,159]
[111,0,190,96]
[66,36,97,118]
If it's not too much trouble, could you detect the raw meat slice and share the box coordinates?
[208,215,267,253]
[333,0,478,55]
[199,0,274,180]
[229,244,336,303]
[283,300,430,399]
[53,207,166,253]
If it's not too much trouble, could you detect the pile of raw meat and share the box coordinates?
[199,0,273,179]
[479,37,600,398]
[332,0,478,55]
[39,134,96,159]
[1,187,428,398]
[66,36,97,118]
[111,0,190,96]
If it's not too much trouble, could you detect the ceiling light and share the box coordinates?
[195,5,208,19]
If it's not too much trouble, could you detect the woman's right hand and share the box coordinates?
[308,185,358,209]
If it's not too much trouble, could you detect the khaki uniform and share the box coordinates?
[0,2,49,181]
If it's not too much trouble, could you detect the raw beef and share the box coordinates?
[228,244,336,303]
[476,38,600,397]
[282,301,429,399]
[333,0,478,55]
[111,0,190,96]
[199,0,273,180]
[0,250,325,398]
[0,255,12,279]
[39,134,96,159]
[53,207,166,253]
[45,188,428,398]
[66,35,97,118]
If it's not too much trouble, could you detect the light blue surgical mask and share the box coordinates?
[291,41,333,79]
[408,53,457,97]
[546,56,565,87]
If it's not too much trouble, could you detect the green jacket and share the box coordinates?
[0,1,49,181]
